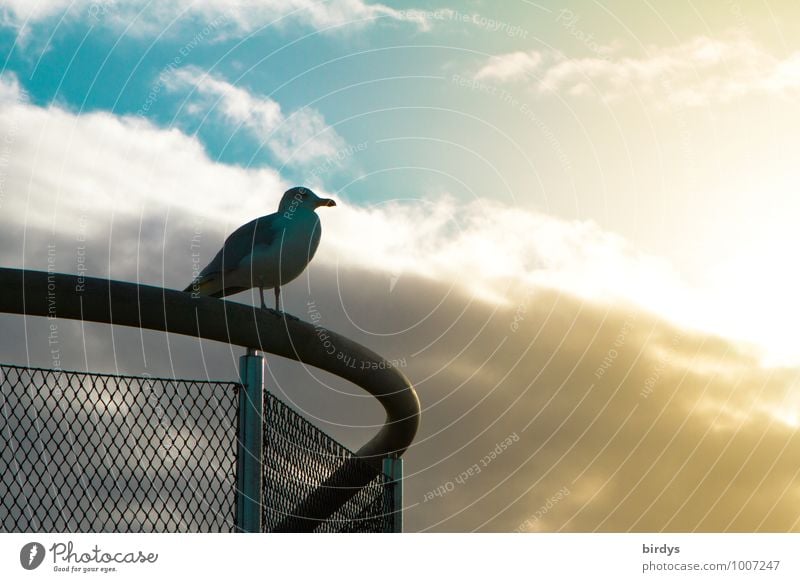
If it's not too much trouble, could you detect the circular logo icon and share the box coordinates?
[20,542,45,570]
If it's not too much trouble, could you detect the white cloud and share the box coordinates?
[320,194,687,315]
[0,77,285,248]
[0,0,69,25]
[474,36,800,107]
[475,50,542,82]
[168,67,346,166]
[0,0,424,35]
[319,193,800,366]
[0,72,25,102]
[320,196,683,322]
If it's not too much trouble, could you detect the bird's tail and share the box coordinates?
[183,277,215,296]
[183,276,244,299]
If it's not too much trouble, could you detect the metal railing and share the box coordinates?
[0,267,419,532]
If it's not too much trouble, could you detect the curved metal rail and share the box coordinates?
[0,267,420,531]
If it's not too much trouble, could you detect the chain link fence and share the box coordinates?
[0,363,396,533]
[263,392,392,533]
[0,364,238,532]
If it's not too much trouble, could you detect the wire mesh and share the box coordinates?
[262,391,394,533]
[0,363,238,532]
[0,363,397,533]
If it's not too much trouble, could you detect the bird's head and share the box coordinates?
[278,186,336,216]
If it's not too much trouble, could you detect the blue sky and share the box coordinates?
[1,1,630,217]
[2,0,537,200]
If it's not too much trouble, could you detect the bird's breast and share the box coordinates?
[250,212,321,286]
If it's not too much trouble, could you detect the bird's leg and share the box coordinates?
[259,286,267,310]
[274,286,281,312]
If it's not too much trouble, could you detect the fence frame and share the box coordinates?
[236,349,264,533]
[383,456,403,533]
[0,267,420,531]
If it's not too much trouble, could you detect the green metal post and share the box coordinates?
[236,348,264,532]
[382,456,403,533]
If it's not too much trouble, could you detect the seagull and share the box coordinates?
[184,186,336,311]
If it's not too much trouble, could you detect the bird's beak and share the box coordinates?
[317,198,337,208]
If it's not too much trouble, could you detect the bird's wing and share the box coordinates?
[209,213,283,275]
[186,212,284,291]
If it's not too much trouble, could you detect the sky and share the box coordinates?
[1,0,799,532]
